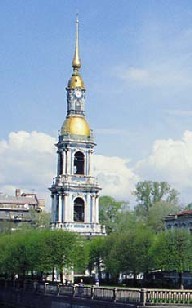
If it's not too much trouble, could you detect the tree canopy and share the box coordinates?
[0,230,87,282]
[99,195,123,234]
[151,229,192,288]
[133,181,179,216]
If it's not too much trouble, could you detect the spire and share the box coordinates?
[72,15,81,71]
[67,15,85,89]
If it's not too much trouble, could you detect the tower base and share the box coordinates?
[51,222,106,236]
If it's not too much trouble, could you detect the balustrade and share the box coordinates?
[1,279,192,306]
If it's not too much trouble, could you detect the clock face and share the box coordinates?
[75,89,82,98]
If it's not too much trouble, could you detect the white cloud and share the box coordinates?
[0,131,56,209]
[0,131,138,209]
[2,129,192,208]
[93,155,138,201]
[121,67,150,82]
[114,65,192,88]
[135,130,192,203]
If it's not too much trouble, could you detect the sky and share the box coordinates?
[1,0,192,209]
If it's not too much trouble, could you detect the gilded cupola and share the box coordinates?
[61,115,90,137]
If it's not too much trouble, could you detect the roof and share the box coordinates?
[165,209,192,222]
[0,193,38,206]
[177,210,192,217]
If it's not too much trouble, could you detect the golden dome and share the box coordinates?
[61,116,90,137]
[67,74,85,89]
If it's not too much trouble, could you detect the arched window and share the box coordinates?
[74,151,84,175]
[74,198,85,222]
[58,152,63,175]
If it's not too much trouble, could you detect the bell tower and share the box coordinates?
[49,17,105,236]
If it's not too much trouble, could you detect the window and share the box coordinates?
[74,198,85,222]
[74,151,84,175]
[59,152,63,175]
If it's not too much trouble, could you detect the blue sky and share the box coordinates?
[1,0,192,207]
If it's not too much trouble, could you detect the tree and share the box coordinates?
[41,230,81,282]
[133,181,179,216]
[147,201,179,232]
[0,229,86,282]
[103,232,122,282]
[152,229,192,289]
[103,223,155,285]
[29,209,51,229]
[99,196,124,234]
[184,203,192,210]
[87,236,106,281]
[120,225,154,282]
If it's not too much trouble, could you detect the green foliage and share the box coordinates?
[87,236,106,279]
[0,185,189,287]
[152,229,192,272]
[115,211,138,233]
[73,237,89,273]
[0,221,17,234]
[31,210,51,229]
[185,203,192,210]
[151,229,192,288]
[0,229,85,280]
[0,210,51,234]
[104,224,155,280]
[99,195,124,234]
[133,181,179,216]
[147,201,179,232]
[102,232,122,278]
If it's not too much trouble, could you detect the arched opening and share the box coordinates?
[74,198,85,222]
[58,152,63,175]
[74,151,84,175]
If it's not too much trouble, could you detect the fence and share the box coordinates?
[1,279,192,306]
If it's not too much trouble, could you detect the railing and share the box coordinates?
[54,175,100,187]
[146,288,192,305]
[1,280,192,306]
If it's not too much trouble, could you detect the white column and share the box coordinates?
[66,149,71,174]
[62,150,65,174]
[70,150,73,175]
[84,196,88,223]
[91,195,95,223]
[64,193,71,221]
[86,151,89,176]
[54,194,58,222]
[89,150,93,176]
[64,150,67,174]
[89,194,92,223]
[62,194,65,222]
[95,195,99,223]
[58,194,62,222]
[51,194,54,223]
[69,193,73,221]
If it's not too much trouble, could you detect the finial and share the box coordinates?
[72,14,81,71]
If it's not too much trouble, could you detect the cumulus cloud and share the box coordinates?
[135,130,192,203]
[93,155,138,200]
[0,131,56,208]
[0,131,138,209]
[1,129,192,208]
